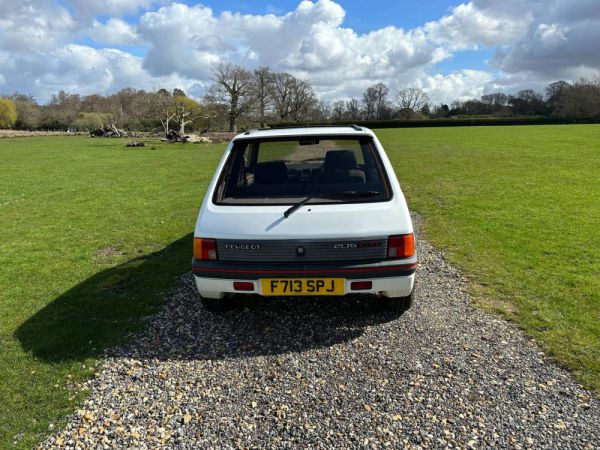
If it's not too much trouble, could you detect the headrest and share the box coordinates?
[323,150,357,171]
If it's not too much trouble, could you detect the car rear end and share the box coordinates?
[192,126,416,310]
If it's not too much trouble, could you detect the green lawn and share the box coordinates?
[0,137,225,448]
[378,125,600,392]
[1,126,599,447]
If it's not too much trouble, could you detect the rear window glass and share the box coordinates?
[213,136,392,205]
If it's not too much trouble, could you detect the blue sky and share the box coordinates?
[1,0,599,103]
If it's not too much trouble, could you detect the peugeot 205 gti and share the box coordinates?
[192,126,416,312]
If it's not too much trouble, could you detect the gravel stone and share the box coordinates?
[40,221,600,449]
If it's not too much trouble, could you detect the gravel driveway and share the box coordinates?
[41,233,599,449]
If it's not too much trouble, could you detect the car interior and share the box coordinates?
[216,138,391,203]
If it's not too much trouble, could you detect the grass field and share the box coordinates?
[0,137,224,448]
[0,126,599,447]
[378,125,600,391]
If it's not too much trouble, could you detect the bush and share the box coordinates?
[73,112,112,131]
[0,98,18,129]
[267,116,600,129]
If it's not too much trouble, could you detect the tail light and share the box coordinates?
[387,234,414,258]
[194,238,218,260]
[233,281,254,291]
[350,281,372,291]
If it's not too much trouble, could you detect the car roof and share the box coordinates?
[232,125,375,141]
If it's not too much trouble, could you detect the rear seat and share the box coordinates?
[319,150,366,184]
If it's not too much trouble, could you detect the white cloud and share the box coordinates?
[90,18,142,46]
[137,0,447,95]
[424,2,532,51]
[420,70,495,104]
[1,0,600,104]
[0,0,76,52]
[535,24,569,47]
[65,0,154,19]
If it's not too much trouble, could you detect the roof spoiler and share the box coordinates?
[244,124,363,135]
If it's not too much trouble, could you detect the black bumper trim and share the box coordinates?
[192,259,417,280]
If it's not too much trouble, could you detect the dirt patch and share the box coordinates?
[95,246,124,259]
[201,131,237,143]
[0,130,86,138]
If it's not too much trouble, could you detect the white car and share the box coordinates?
[192,126,416,312]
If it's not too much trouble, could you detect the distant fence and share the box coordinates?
[267,117,600,129]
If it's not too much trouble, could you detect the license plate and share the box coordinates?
[261,278,344,296]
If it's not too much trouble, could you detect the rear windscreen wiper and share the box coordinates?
[283,191,380,218]
[283,196,313,218]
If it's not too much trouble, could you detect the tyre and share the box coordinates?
[384,289,414,314]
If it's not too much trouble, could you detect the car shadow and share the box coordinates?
[15,234,195,363]
[110,275,404,361]
[16,234,403,363]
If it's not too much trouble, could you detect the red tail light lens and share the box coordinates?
[350,281,372,291]
[193,238,218,260]
[387,234,415,258]
[233,281,254,291]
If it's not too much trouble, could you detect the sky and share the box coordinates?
[1,0,599,104]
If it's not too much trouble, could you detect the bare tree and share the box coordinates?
[289,78,317,121]
[553,77,600,118]
[251,67,273,127]
[331,100,346,121]
[545,81,571,112]
[270,72,295,121]
[345,98,361,120]
[269,73,317,121]
[133,90,177,135]
[362,83,390,120]
[396,88,429,117]
[173,96,203,133]
[207,63,253,132]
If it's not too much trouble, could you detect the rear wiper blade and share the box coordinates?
[283,196,313,218]
[283,191,380,218]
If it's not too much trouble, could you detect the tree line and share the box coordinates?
[1,64,599,133]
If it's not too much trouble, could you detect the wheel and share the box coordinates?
[200,295,234,312]
[384,289,414,313]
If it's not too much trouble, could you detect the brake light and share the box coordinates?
[193,238,218,260]
[387,234,414,258]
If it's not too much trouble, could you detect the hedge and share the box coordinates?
[266,117,600,129]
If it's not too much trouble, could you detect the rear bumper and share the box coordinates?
[192,258,416,299]
[192,258,416,279]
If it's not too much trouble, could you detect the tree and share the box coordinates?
[207,63,253,132]
[73,112,111,130]
[270,72,295,121]
[345,99,360,120]
[545,81,571,113]
[362,83,390,120]
[133,90,178,135]
[396,88,429,118]
[509,89,546,115]
[9,93,41,129]
[0,98,17,129]
[44,90,81,129]
[288,77,317,121]
[173,96,203,133]
[251,67,273,127]
[331,100,346,121]
[269,72,317,122]
[553,78,600,118]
